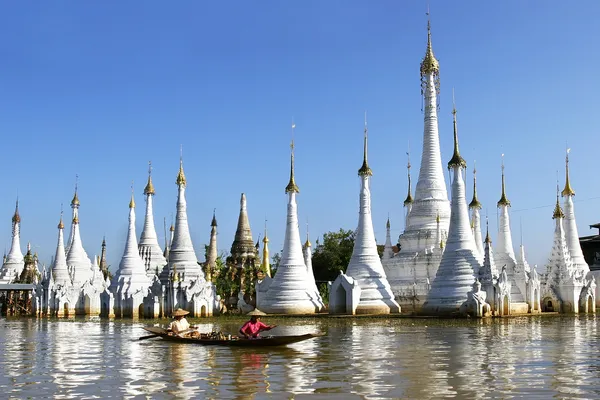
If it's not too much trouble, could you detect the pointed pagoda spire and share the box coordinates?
[52,208,70,285]
[285,122,300,194]
[303,222,320,302]
[420,9,440,91]
[560,149,589,273]
[469,162,482,209]
[382,216,395,261]
[358,112,373,177]
[262,218,271,277]
[99,235,109,279]
[206,209,218,282]
[345,119,400,314]
[66,176,80,254]
[469,162,484,259]
[230,193,256,261]
[553,184,565,220]
[480,218,498,285]
[422,98,482,315]
[1,198,25,282]
[167,152,202,281]
[139,162,167,277]
[403,151,413,206]
[263,130,322,314]
[562,148,575,196]
[497,155,511,207]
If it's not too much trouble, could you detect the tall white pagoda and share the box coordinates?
[383,17,450,311]
[138,162,167,278]
[0,200,24,283]
[330,119,400,314]
[260,131,323,314]
[112,189,152,318]
[421,102,482,315]
[468,166,484,261]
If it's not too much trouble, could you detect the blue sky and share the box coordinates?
[0,1,599,271]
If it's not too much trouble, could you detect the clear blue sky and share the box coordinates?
[0,1,599,271]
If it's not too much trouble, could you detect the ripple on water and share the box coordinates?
[1,316,600,399]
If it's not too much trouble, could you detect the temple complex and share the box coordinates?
[330,119,400,315]
[383,19,450,311]
[421,102,483,316]
[259,131,324,314]
[138,162,167,278]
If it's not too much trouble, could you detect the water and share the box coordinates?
[1,316,599,399]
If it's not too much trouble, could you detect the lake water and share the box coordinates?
[1,315,599,399]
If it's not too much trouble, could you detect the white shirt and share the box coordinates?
[168,318,190,334]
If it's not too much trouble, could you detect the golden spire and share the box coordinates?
[469,161,482,209]
[176,146,186,187]
[12,198,20,224]
[304,220,312,248]
[129,182,135,208]
[404,150,413,205]
[485,217,492,244]
[71,174,80,207]
[420,9,440,78]
[447,92,466,169]
[144,161,155,195]
[497,154,511,207]
[358,112,373,176]
[263,218,269,244]
[58,205,64,229]
[561,148,575,197]
[285,121,300,194]
[552,183,565,219]
[262,218,271,277]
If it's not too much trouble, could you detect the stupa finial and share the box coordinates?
[358,111,373,176]
[469,161,482,209]
[129,181,135,208]
[497,154,511,207]
[561,148,575,197]
[447,90,466,169]
[285,120,300,194]
[404,149,413,205]
[176,146,186,187]
[144,161,155,195]
[552,182,565,219]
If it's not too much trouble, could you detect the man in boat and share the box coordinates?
[167,308,199,337]
[239,311,276,339]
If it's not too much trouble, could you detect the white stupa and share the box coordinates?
[112,190,151,317]
[303,229,324,308]
[468,166,484,261]
[51,211,71,286]
[343,121,400,314]
[422,103,482,315]
[382,218,395,262]
[167,157,202,281]
[561,150,590,276]
[261,133,322,314]
[0,200,24,283]
[383,18,450,309]
[494,158,528,312]
[66,186,93,285]
[138,162,167,278]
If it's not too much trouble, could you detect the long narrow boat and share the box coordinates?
[141,326,323,347]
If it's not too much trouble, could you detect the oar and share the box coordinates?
[139,334,161,341]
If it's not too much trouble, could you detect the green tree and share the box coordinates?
[271,252,281,276]
[213,252,239,301]
[311,228,355,283]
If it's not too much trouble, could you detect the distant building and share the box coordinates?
[581,223,600,270]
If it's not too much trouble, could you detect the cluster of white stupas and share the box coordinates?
[381,18,596,316]
[1,17,597,318]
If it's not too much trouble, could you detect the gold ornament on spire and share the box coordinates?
[71,175,80,207]
[304,220,312,248]
[561,148,575,197]
[144,161,155,195]
[469,162,482,209]
[358,112,373,176]
[12,199,20,224]
[176,155,186,187]
[129,182,135,208]
[485,217,492,244]
[447,93,466,169]
[552,184,565,219]
[497,154,511,207]
[404,151,413,205]
[420,10,440,97]
[58,206,64,229]
[285,122,300,194]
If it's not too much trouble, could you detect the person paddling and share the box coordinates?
[239,310,276,339]
[167,308,196,337]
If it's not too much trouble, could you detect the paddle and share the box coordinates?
[139,334,160,341]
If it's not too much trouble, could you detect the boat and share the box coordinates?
[141,326,323,347]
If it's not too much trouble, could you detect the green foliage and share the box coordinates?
[311,228,355,282]
[214,253,239,300]
[271,252,281,277]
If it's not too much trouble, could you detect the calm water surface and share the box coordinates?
[1,316,599,399]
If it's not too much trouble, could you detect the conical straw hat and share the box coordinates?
[247,309,267,316]
[173,308,190,317]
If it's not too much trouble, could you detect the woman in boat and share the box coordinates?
[167,308,197,337]
[239,311,276,339]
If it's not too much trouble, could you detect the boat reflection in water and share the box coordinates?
[2,316,600,398]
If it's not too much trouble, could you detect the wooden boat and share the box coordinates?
[141,326,323,347]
